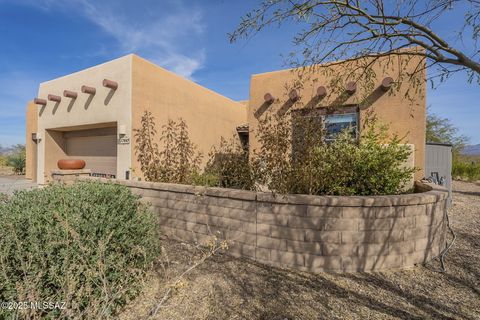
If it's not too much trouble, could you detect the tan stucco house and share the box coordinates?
[25,54,246,184]
[26,49,426,184]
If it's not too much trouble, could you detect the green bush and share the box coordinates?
[204,137,255,190]
[253,113,416,196]
[300,126,416,195]
[134,111,416,196]
[0,181,159,319]
[0,155,6,167]
[6,144,26,174]
[133,112,202,184]
[453,157,480,181]
[189,171,220,187]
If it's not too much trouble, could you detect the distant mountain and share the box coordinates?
[462,144,480,156]
[0,146,15,155]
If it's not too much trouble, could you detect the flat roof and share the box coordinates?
[426,142,453,147]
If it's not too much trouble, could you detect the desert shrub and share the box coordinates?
[134,111,202,184]
[189,171,220,187]
[310,125,415,195]
[453,157,480,181]
[204,137,255,190]
[0,181,159,319]
[6,144,26,174]
[0,154,6,167]
[134,110,416,196]
[253,113,416,196]
[251,113,293,193]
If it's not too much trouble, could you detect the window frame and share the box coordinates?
[291,105,359,143]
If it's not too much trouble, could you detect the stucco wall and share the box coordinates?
[96,178,446,273]
[35,55,133,184]
[247,49,426,180]
[25,101,38,181]
[130,55,246,179]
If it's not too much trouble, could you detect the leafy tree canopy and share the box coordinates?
[426,107,469,154]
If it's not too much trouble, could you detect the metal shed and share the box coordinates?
[425,142,453,206]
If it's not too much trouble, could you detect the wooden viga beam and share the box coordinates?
[34,98,47,106]
[346,81,357,95]
[316,86,327,98]
[381,77,394,91]
[289,89,299,101]
[103,79,118,90]
[48,94,61,103]
[63,90,78,99]
[264,93,275,103]
[81,85,96,95]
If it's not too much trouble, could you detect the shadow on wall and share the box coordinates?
[104,88,115,105]
[67,98,76,112]
[253,81,391,118]
[84,94,94,110]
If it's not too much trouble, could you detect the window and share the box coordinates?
[291,108,358,158]
[324,113,358,142]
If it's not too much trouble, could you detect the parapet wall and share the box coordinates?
[103,179,448,272]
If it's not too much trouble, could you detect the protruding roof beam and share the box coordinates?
[34,98,47,106]
[316,86,327,98]
[346,81,357,95]
[81,85,96,95]
[103,79,118,90]
[264,93,275,103]
[289,89,299,101]
[381,77,394,91]
[48,94,61,103]
[63,90,78,99]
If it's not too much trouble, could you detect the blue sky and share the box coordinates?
[0,0,478,146]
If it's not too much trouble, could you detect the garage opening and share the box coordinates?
[65,127,117,178]
[45,123,118,180]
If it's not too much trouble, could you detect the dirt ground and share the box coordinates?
[0,166,13,176]
[120,181,480,320]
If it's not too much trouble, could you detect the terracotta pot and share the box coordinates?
[57,159,86,170]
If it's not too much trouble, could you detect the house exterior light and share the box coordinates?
[32,132,42,141]
[118,125,127,136]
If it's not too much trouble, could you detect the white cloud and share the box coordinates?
[9,0,206,79]
[154,50,206,81]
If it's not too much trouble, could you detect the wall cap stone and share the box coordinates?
[80,177,447,207]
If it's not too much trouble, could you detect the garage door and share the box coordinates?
[66,133,117,177]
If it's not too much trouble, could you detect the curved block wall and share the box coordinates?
[113,179,447,272]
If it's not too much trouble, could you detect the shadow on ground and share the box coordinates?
[120,181,480,320]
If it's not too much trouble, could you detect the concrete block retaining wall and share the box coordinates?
[107,179,448,272]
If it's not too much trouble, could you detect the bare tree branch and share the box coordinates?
[230,0,480,85]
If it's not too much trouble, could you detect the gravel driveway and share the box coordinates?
[0,175,37,195]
